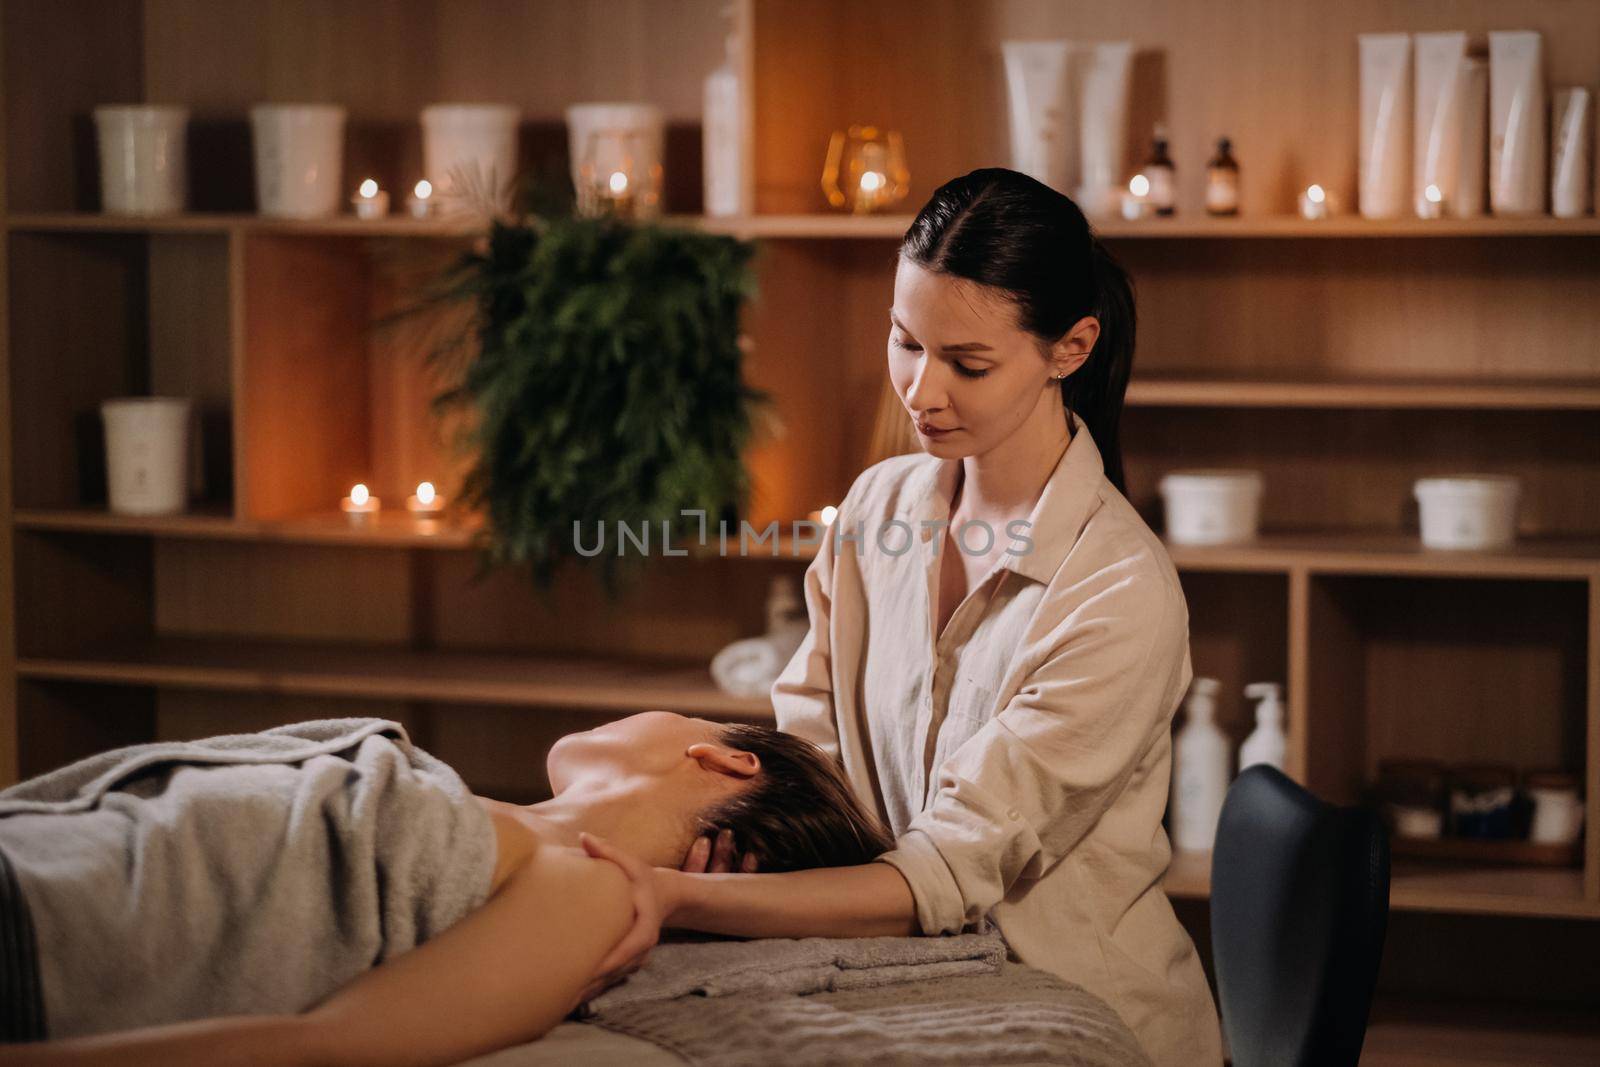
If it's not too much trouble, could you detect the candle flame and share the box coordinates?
[608,171,629,194]
[819,505,838,526]
[1307,183,1326,203]
[860,170,885,192]
[350,483,370,505]
[1424,183,1442,204]
[416,481,436,505]
[1128,173,1151,197]
[358,179,379,199]
[414,180,432,199]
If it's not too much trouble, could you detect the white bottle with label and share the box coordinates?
[1171,677,1230,853]
[702,23,748,217]
[1239,681,1287,773]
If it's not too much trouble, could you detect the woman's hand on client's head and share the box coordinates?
[576,832,673,1003]
[682,828,760,874]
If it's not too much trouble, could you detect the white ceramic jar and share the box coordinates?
[420,103,521,212]
[94,105,189,215]
[1413,474,1520,549]
[1158,469,1264,545]
[100,397,192,515]
[250,104,347,218]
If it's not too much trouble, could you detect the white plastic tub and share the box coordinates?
[1413,474,1520,549]
[94,105,188,215]
[421,103,521,212]
[1158,469,1263,545]
[101,397,191,515]
[250,104,346,218]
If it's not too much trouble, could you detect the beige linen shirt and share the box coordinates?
[772,410,1222,1067]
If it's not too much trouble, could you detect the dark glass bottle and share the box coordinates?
[1205,137,1240,216]
[1144,123,1176,216]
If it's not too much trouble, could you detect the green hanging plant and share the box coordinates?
[410,178,770,599]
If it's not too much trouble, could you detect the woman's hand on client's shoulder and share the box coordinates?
[576,833,679,1004]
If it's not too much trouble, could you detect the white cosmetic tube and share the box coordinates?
[1072,41,1134,216]
[1359,33,1412,219]
[1452,57,1489,217]
[1413,32,1468,217]
[1489,30,1547,216]
[1551,87,1592,218]
[1002,41,1075,194]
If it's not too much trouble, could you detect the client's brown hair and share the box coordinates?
[696,723,893,872]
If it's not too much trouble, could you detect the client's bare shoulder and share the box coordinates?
[475,796,629,906]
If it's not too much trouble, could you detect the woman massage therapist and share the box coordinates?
[594,168,1224,1067]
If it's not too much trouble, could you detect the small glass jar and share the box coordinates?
[1523,769,1584,846]
[821,125,909,214]
[575,128,663,221]
[1447,764,1518,839]
[1373,758,1446,839]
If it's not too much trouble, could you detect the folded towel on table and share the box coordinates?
[582,922,1008,1013]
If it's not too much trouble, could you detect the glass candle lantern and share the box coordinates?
[575,128,663,221]
[821,125,909,214]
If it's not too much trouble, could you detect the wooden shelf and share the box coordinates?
[17,510,1599,578]
[1127,373,1600,410]
[14,210,1600,241]
[1163,849,1599,920]
[14,636,773,719]
[13,506,485,549]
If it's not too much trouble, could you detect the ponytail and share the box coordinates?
[1062,237,1135,495]
[901,168,1135,496]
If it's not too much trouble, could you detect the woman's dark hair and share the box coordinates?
[899,167,1136,494]
[696,723,894,873]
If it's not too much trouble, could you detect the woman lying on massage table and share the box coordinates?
[0,712,890,1066]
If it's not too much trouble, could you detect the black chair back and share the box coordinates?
[1210,765,1391,1067]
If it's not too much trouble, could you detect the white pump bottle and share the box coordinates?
[1171,677,1230,853]
[1239,681,1287,773]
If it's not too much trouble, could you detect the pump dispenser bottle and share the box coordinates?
[1239,681,1287,772]
[1171,677,1230,852]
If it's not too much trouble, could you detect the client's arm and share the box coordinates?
[12,844,636,1067]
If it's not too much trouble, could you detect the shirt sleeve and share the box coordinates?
[770,496,847,761]
[875,567,1188,936]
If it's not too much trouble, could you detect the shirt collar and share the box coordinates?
[904,409,1105,586]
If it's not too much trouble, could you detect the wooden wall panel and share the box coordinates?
[2,0,143,211]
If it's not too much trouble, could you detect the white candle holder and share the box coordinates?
[1298,183,1331,220]
[406,180,435,219]
[351,179,389,220]
[406,481,445,517]
[341,483,380,523]
[1120,174,1153,220]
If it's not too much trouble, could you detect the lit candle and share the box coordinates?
[599,169,637,219]
[1298,183,1329,220]
[406,480,444,516]
[351,179,389,220]
[340,482,380,523]
[406,179,433,219]
[1418,182,1444,219]
[1120,173,1153,220]
[806,505,838,526]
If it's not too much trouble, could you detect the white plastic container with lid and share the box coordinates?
[1413,474,1520,549]
[1158,469,1263,545]
[1171,677,1231,853]
[1239,681,1286,773]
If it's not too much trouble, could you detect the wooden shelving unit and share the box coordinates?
[4,6,1600,1031]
